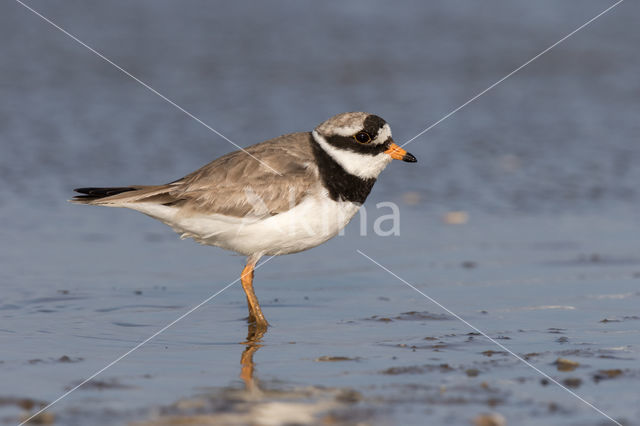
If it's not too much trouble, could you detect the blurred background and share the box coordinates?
[2,0,638,215]
[1,1,639,425]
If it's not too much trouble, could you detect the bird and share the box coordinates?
[72,112,417,330]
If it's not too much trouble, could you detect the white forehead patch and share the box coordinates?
[312,130,393,180]
[373,124,392,145]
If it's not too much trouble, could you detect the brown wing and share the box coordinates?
[165,132,319,217]
[73,132,319,218]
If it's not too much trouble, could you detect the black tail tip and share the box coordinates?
[72,186,137,200]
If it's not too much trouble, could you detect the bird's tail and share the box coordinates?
[71,185,173,205]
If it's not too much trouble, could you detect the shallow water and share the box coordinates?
[2,205,639,425]
[2,1,640,425]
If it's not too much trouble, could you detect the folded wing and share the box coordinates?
[72,132,319,219]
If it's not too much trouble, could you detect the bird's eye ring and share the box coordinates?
[354,131,371,144]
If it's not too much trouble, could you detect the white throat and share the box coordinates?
[312,130,392,180]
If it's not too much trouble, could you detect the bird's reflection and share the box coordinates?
[126,322,367,424]
[240,322,266,394]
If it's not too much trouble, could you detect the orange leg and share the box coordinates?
[241,258,269,329]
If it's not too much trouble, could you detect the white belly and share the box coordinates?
[128,196,361,256]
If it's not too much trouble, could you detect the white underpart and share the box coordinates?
[312,130,393,180]
[120,192,361,256]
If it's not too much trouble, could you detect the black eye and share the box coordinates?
[354,131,371,144]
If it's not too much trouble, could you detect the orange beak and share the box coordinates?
[384,141,417,163]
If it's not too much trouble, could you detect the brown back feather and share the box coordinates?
[75,132,320,218]
[169,132,318,217]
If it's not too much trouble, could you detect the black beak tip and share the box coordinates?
[402,152,417,163]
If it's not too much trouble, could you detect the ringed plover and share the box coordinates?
[73,112,417,329]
